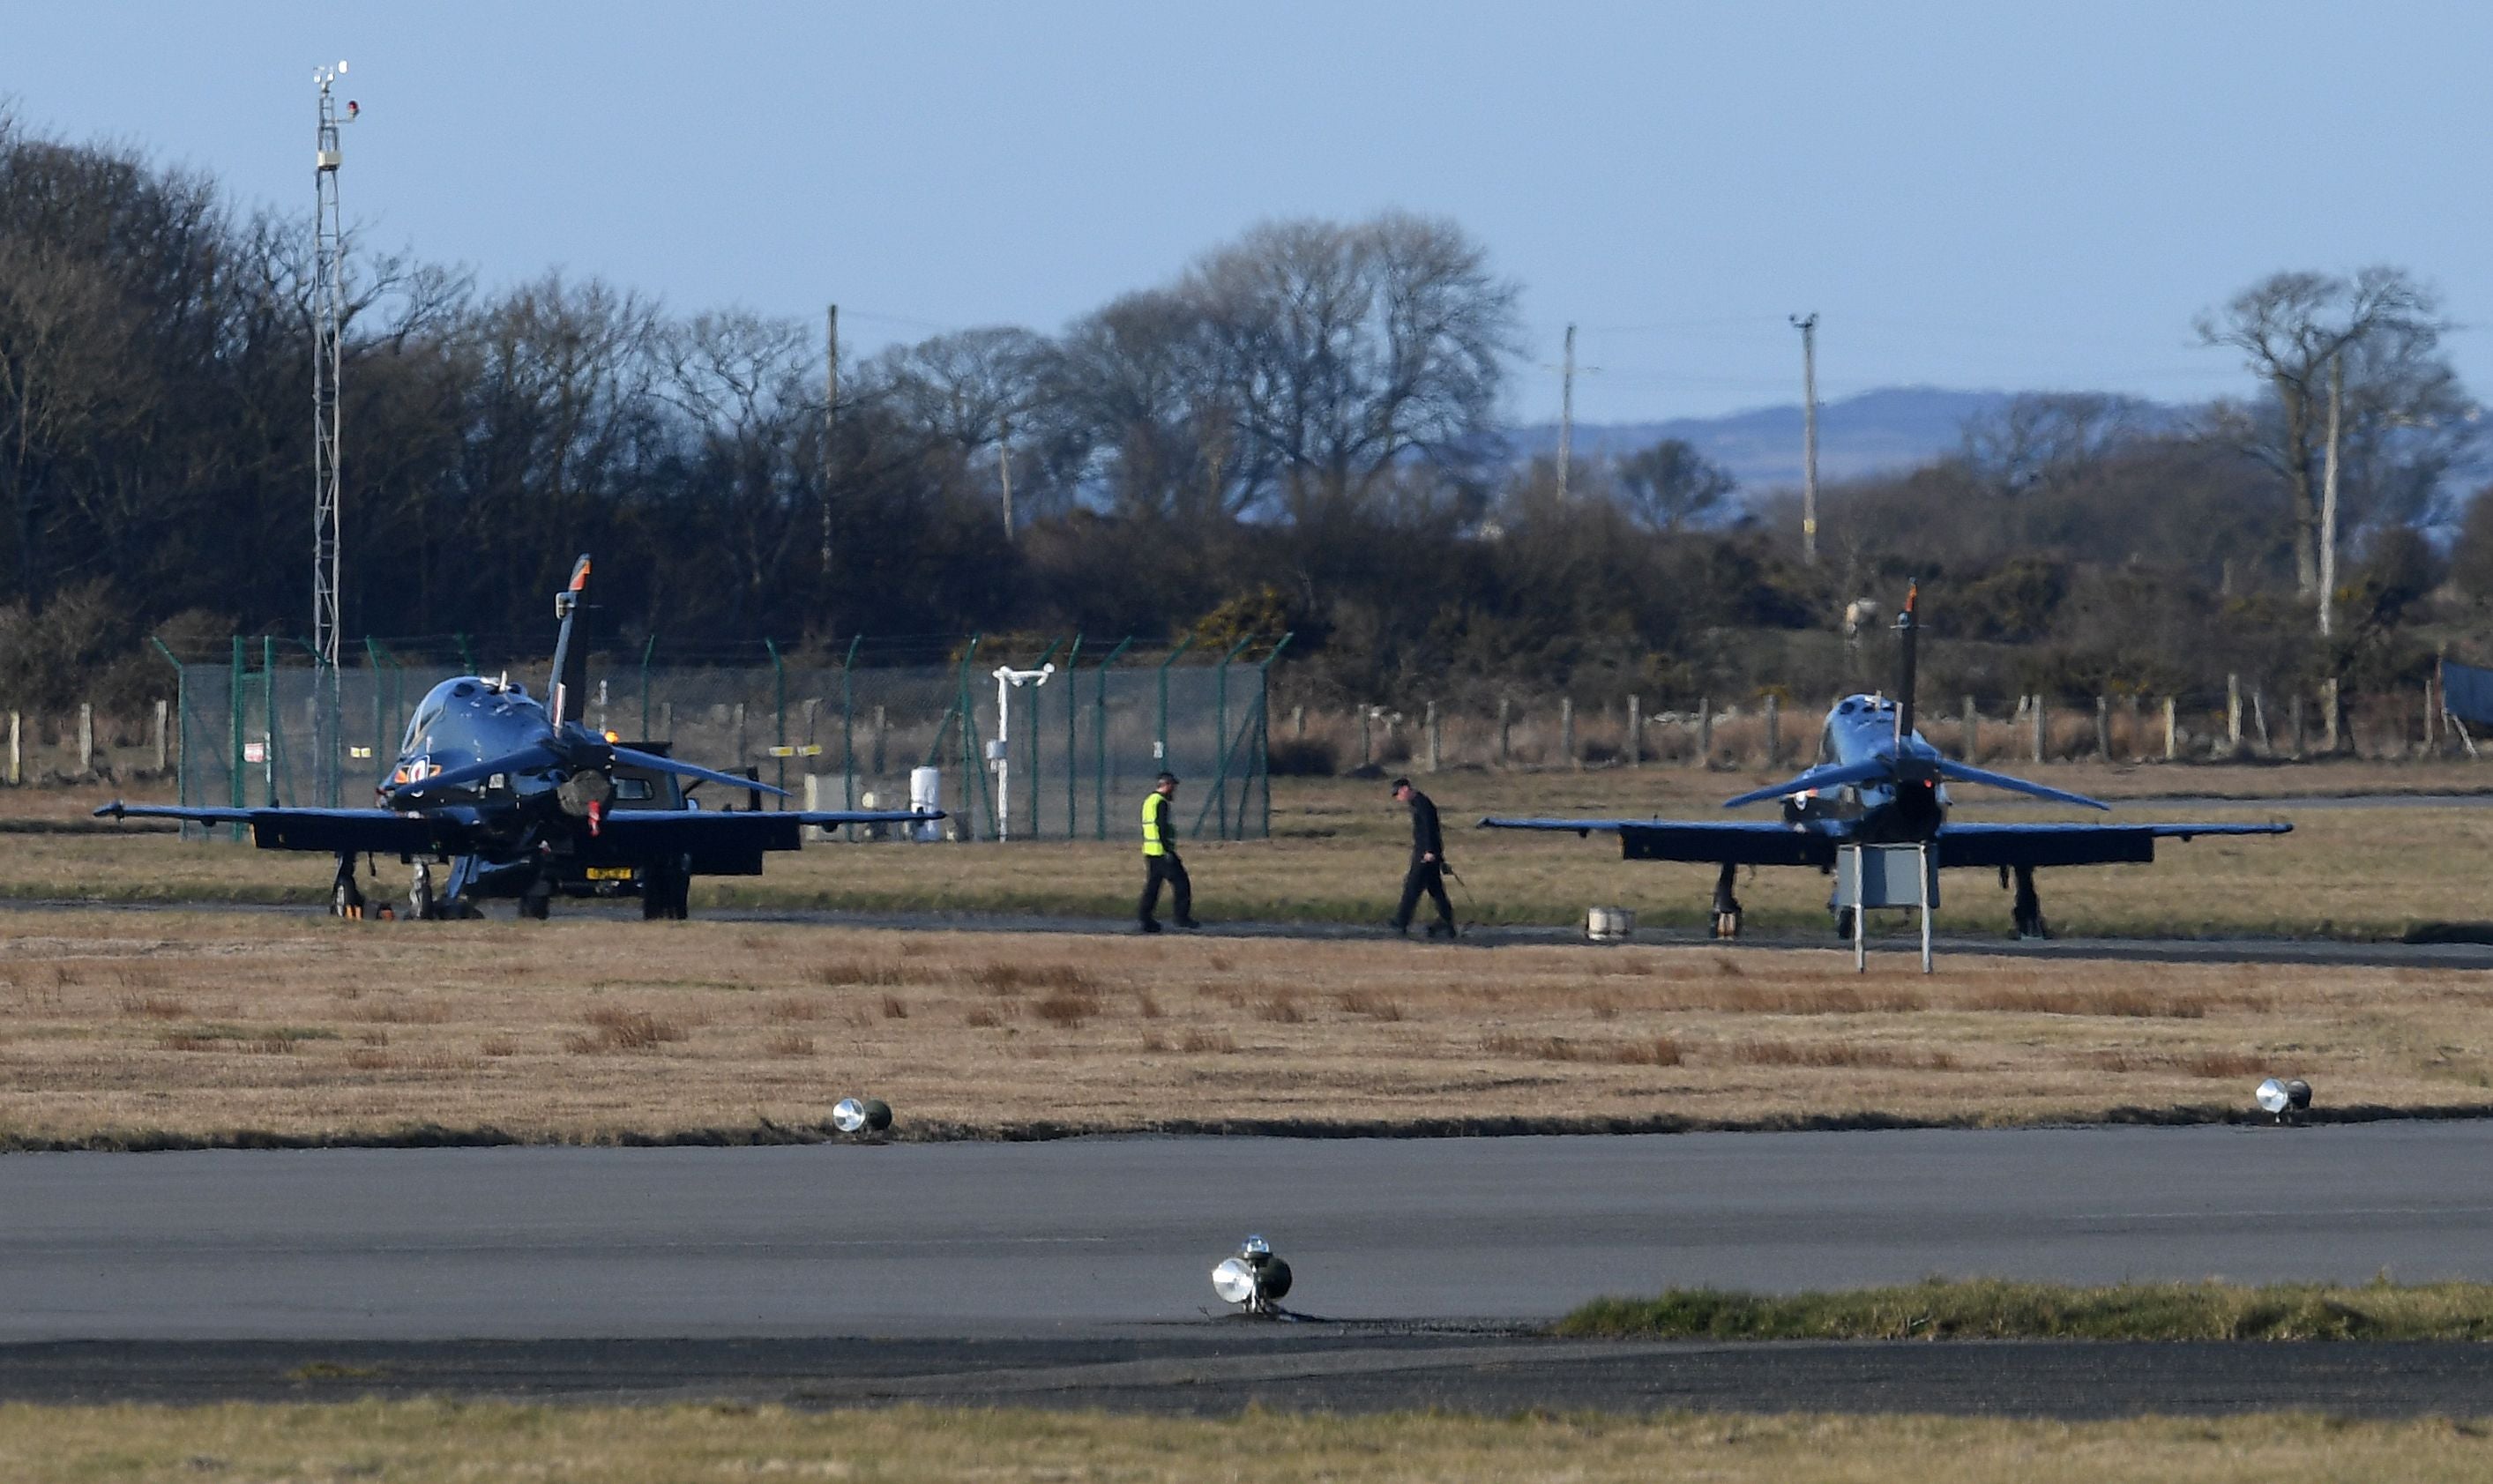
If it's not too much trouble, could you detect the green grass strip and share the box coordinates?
[1555,1278,2493,1342]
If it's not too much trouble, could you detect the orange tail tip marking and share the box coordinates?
[569,558,592,591]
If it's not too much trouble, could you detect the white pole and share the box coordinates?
[989,665,1056,843]
[1919,843,1933,975]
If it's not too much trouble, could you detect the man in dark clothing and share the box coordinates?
[1390,777,1457,938]
[1138,771,1198,933]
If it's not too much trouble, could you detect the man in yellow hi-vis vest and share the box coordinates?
[1138,771,1198,933]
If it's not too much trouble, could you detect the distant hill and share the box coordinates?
[1506,386,2021,495]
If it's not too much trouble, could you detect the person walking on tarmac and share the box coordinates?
[1390,777,1457,938]
[1138,771,1198,934]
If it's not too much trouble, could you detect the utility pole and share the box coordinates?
[2318,352,2342,639]
[822,303,837,572]
[1790,312,1819,565]
[997,413,1014,541]
[1556,322,1577,500]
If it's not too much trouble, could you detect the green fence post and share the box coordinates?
[956,635,993,839]
[1093,636,1135,840]
[1197,636,1254,839]
[149,638,187,819]
[1258,632,1293,841]
[363,638,387,787]
[1025,638,1064,839]
[1060,635,1082,840]
[765,638,787,807]
[262,636,280,807]
[1154,635,1196,780]
[228,637,245,836]
[638,635,656,740]
[840,634,862,814]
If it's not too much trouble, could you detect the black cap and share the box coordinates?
[1389,777,1412,793]
[1155,771,1179,786]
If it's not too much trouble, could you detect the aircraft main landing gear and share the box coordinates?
[2008,864,2049,939]
[409,861,437,921]
[1710,861,1743,939]
[328,854,365,921]
[640,856,691,921]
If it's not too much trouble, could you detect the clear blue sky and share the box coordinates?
[7,1,2488,421]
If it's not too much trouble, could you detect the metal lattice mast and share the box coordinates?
[312,63,349,671]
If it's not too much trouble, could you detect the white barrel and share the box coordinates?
[909,766,943,842]
[1586,906,1635,943]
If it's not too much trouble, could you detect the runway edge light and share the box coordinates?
[832,1097,892,1136]
[2255,1077,2313,1122]
[1212,1234,1292,1316]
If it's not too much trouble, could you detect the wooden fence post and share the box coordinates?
[153,698,169,772]
[1424,701,1441,773]
[1291,705,1305,740]
[2226,674,2242,752]
[2030,697,2047,764]
[871,705,887,773]
[2288,695,2304,760]
[1962,695,1977,761]
[2163,697,2177,762]
[1560,697,1577,770]
[2094,696,2111,760]
[2124,695,2140,761]
[1497,697,1511,766]
[1764,695,1781,769]
[659,701,674,742]
[1360,706,1374,768]
[2325,677,2342,754]
[78,703,94,775]
[5,711,18,786]
[1626,694,1643,766]
[1695,699,1713,768]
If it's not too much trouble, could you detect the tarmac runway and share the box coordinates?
[4,1123,2491,1413]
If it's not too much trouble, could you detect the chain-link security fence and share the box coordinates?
[166,636,1284,844]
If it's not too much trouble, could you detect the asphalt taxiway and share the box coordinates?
[4,1124,2491,1413]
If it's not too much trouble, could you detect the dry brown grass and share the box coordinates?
[3,1400,2490,1484]
[0,912,2488,1144]
[20,766,2493,940]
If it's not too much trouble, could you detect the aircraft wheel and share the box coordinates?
[408,864,437,921]
[519,885,552,921]
[1833,906,1855,939]
[330,878,365,921]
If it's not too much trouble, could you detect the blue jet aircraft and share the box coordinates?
[1482,585,2290,938]
[95,556,941,921]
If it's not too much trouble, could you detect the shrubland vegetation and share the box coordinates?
[2,103,2485,725]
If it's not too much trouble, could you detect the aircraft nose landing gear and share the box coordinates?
[1710,861,1743,939]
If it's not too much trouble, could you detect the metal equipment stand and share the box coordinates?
[1839,842,1935,974]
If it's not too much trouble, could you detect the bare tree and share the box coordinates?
[2196,267,2464,594]
[1185,213,1518,524]
[1613,437,1735,532]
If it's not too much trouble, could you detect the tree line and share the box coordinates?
[1,104,2485,721]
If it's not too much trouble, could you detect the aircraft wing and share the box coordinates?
[1480,817,1834,868]
[1934,821,2291,869]
[596,808,944,855]
[92,802,471,855]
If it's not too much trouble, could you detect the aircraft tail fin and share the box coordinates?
[547,555,592,728]
[1895,580,1919,746]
